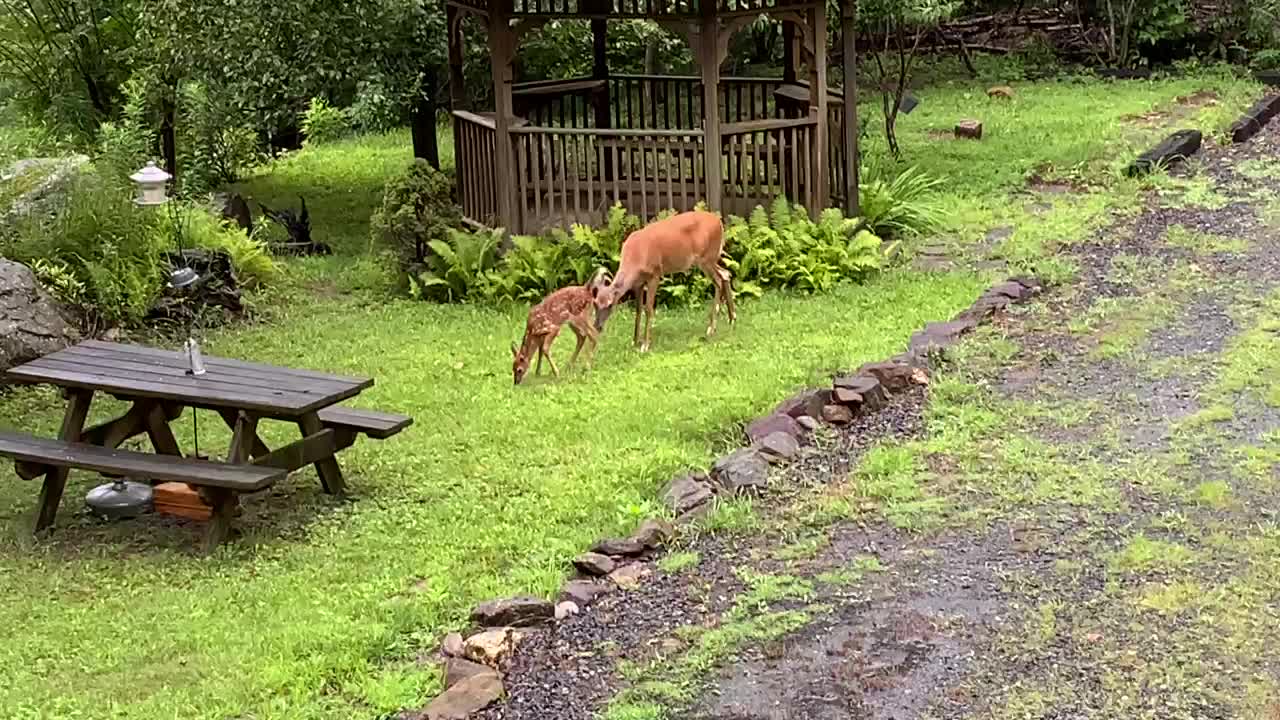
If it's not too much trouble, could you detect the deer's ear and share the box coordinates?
[510,343,519,358]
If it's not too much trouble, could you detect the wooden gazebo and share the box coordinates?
[444,0,860,234]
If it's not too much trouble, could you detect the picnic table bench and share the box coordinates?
[0,340,412,552]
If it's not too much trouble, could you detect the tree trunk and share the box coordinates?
[412,67,441,170]
[160,92,178,184]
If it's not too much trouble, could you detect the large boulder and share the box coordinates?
[0,259,78,373]
[1,156,90,236]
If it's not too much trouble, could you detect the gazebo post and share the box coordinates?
[591,16,611,130]
[840,0,860,216]
[699,4,723,214]
[782,21,797,85]
[808,0,829,217]
[489,0,518,233]
[590,4,613,180]
[447,5,467,112]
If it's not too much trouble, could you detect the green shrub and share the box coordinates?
[720,198,883,299]
[301,97,351,146]
[349,78,404,134]
[400,201,884,306]
[158,203,281,288]
[858,164,944,238]
[410,228,501,303]
[177,83,264,193]
[2,168,166,327]
[371,159,460,275]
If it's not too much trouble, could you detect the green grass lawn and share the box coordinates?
[0,65,1264,719]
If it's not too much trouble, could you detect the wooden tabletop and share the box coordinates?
[2,340,372,417]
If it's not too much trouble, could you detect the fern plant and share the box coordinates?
[858,164,944,238]
[417,228,501,302]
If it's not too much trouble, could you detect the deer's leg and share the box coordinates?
[699,263,723,338]
[632,288,644,347]
[640,276,660,353]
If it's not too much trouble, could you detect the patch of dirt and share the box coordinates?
[1122,89,1219,127]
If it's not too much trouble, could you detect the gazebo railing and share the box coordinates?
[453,110,500,227]
[511,125,708,233]
[720,115,817,216]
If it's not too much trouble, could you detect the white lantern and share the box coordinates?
[129,161,171,206]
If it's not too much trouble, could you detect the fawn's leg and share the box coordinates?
[569,315,599,368]
[541,334,561,378]
[719,265,737,325]
[566,324,587,370]
[640,276,660,353]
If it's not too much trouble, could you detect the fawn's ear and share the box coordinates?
[510,343,518,358]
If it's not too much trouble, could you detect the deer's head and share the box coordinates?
[511,342,532,385]
[593,271,625,332]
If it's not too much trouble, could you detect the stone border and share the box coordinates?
[1229,93,1280,144]
[1125,129,1202,177]
[406,275,1045,720]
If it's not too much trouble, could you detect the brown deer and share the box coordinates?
[593,210,736,352]
[512,268,611,385]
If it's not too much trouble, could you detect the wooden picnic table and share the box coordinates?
[1,340,411,550]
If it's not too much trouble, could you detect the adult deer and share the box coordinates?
[593,210,736,352]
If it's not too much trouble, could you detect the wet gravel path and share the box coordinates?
[473,114,1280,720]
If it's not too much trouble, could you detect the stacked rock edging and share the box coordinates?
[402,275,1043,720]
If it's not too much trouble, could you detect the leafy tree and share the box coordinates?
[0,0,136,139]
[859,0,959,157]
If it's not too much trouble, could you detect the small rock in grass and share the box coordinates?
[555,601,580,620]
[746,412,802,444]
[463,628,523,668]
[608,563,651,590]
[834,375,887,410]
[662,472,715,515]
[857,360,914,392]
[955,119,983,139]
[756,431,799,462]
[573,552,617,577]
[822,404,854,425]
[591,537,647,558]
[440,632,465,659]
[987,85,1015,99]
[796,415,819,431]
[560,579,613,605]
[422,672,504,720]
[470,595,554,627]
[833,387,863,405]
[712,448,769,494]
[910,368,929,386]
[774,389,832,419]
[443,657,497,689]
[630,518,675,549]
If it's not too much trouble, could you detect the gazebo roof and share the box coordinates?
[446,0,821,20]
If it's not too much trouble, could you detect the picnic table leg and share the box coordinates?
[197,411,258,552]
[298,412,345,496]
[201,487,236,554]
[144,402,184,457]
[34,389,93,533]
